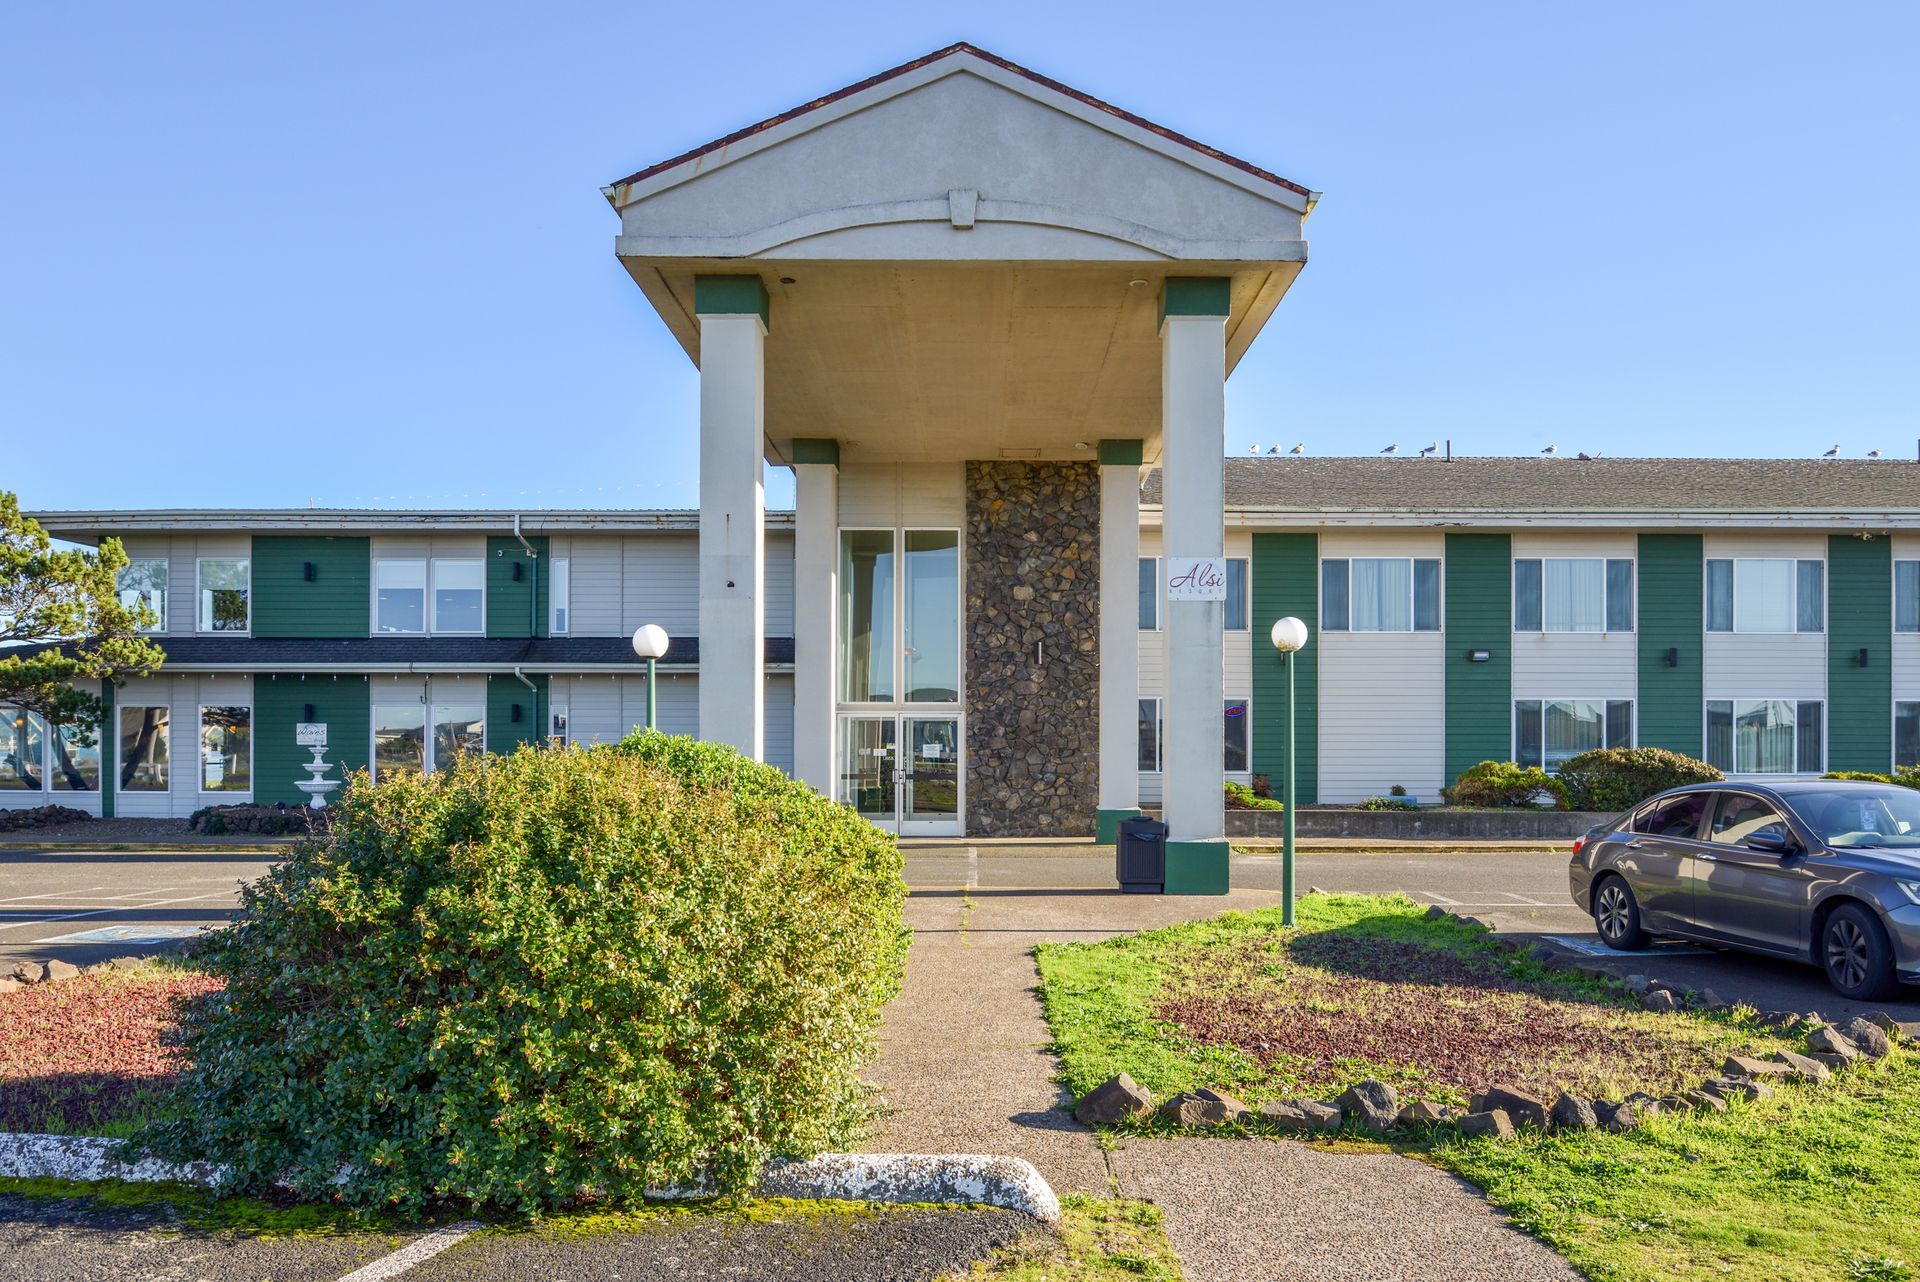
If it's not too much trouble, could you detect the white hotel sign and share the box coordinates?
[1165,557,1227,602]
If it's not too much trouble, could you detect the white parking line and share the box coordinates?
[0,889,240,934]
[1421,893,1461,905]
[1499,892,1556,906]
[332,1222,483,1281]
[0,887,109,907]
[966,846,979,891]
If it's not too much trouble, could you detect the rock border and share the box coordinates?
[2,952,185,992]
[0,1135,1061,1224]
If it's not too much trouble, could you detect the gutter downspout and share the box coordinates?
[513,514,540,639]
[513,665,541,746]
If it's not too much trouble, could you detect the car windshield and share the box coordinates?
[1784,786,1920,848]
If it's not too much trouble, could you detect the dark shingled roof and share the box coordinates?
[15,637,794,668]
[1143,457,1920,515]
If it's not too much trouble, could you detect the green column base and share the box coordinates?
[1165,839,1231,895]
[1095,808,1143,844]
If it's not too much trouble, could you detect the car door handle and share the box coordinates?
[1697,853,1719,863]
[1624,840,1647,849]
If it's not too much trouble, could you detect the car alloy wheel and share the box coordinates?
[1825,916,1872,992]
[1596,882,1632,942]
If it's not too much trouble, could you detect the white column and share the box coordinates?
[696,305,767,759]
[791,454,839,793]
[1160,304,1227,846]
[1098,448,1141,833]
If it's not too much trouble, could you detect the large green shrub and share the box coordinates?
[145,735,908,1212]
[1555,747,1722,812]
[1442,761,1569,810]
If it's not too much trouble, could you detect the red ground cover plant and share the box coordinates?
[0,966,221,1134]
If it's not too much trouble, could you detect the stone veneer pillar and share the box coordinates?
[963,462,1101,836]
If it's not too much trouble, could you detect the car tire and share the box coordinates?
[1592,874,1649,951]
[1821,902,1900,1001]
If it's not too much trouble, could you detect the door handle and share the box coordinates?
[1698,852,1719,863]
[1625,840,1647,849]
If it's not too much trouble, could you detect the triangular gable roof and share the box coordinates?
[606,42,1313,203]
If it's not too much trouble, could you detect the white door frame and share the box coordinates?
[838,711,963,836]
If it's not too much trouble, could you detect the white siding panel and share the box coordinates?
[1895,534,1920,701]
[838,463,964,527]
[1703,633,1828,700]
[370,536,433,561]
[561,676,625,746]
[1318,633,1446,803]
[622,536,699,635]
[765,533,796,637]
[568,537,624,637]
[1512,634,1636,701]
[764,675,795,775]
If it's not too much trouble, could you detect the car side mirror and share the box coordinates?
[1746,827,1798,856]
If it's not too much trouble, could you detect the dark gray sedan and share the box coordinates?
[1569,780,1920,999]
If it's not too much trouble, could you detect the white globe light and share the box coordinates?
[632,624,671,660]
[1270,616,1309,653]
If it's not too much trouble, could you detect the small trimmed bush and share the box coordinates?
[1357,796,1420,812]
[145,734,908,1212]
[1824,767,1920,790]
[1442,761,1569,810]
[1226,780,1284,811]
[1555,747,1722,812]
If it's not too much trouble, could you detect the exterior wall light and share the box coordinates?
[1666,647,1680,668]
[1859,647,1871,667]
[1467,648,1491,663]
[303,562,316,581]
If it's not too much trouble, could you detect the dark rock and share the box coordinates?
[1336,1080,1401,1133]
[1860,1011,1903,1039]
[1768,1050,1832,1083]
[42,959,80,982]
[1695,988,1725,1009]
[108,955,147,970]
[7,961,47,984]
[1158,1088,1248,1129]
[1603,1102,1644,1132]
[1807,1026,1862,1060]
[1806,1052,1853,1073]
[1424,905,1449,921]
[1657,1094,1689,1114]
[1683,1090,1727,1113]
[1074,1073,1154,1126]
[1641,989,1678,1013]
[1838,1017,1892,1060]
[1724,1054,1792,1079]
[1397,1100,1454,1126]
[1527,945,1558,964]
[1550,1092,1597,1130]
[1473,1084,1551,1130]
[1258,1099,1341,1133]
[1458,1109,1515,1140]
[1622,973,1652,994]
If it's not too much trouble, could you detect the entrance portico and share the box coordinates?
[605,44,1313,869]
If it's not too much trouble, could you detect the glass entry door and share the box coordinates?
[839,715,961,835]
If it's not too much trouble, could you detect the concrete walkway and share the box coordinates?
[862,843,1581,1282]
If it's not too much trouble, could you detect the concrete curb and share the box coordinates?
[0,1135,1062,1223]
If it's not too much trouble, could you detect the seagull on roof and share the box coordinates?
[1541,444,1558,457]
[1381,443,1399,456]
[1248,444,1260,454]
[1290,442,1305,456]
[1267,444,1283,455]
[1823,444,1840,459]
[1869,449,1883,459]
[1418,442,1438,458]
[1577,451,1598,461]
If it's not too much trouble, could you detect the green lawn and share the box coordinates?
[959,1194,1184,1280]
[1034,893,1919,1281]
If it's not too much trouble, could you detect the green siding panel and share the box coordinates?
[1160,277,1231,320]
[250,537,369,637]
[486,537,549,638]
[1444,532,1512,783]
[1829,534,1892,773]
[790,438,840,466]
[252,676,370,807]
[1636,534,1705,757]
[1098,438,1145,467]
[1250,532,1318,804]
[693,275,770,329]
[487,674,548,754]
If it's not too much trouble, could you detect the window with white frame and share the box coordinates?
[374,559,427,633]
[1898,701,1920,769]
[372,705,426,779]
[1705,559,1823,633]
[1140,557,1248,630]
[1705,699,1823,774]
[432,704,485,769]
[117,560,168,632]
[549,704,569,747]
[1515,699,1632,770]
[1138,558,1158,630]
[432,560,485,633]
[200,705,252,792]
[1226,559,1248,630]
[1321,558,1441,632]
[549,558,570,634]
[50,721,100,792]
[118,705,170,792]
[197,558,250,633]
[1,708,47,790]
[1896,561,1920,634]
[1513,559,1634,632]
[1135,698,1251,772]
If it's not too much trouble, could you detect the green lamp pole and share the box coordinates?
[632,624,670,731]
[1270,616,1310,926]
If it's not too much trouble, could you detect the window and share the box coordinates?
[841,531,896,702]
[1706,699,1823,774]
[118,706,170,792]
[549,558,570,634]
[1512,558,1634,632]
[549,705,569,747]
[1134,698,1251,772]
[1321,558,1440,632]
[1706,559,1823,633]
[50,723,100,791]
[1899,702,1920,769]
[1225,700,1249,772]
[1514,699,1632,770]
[903,531,960,702]
[1137,698,1161,771]
[1225,559,1248,631]
[1708,794,1790,846]
[838,530,959,706]
[200,706,251,792]
[197,558,250,632]
[1898,562,1920,634]
[117,560,168,631]
[432,560,484,633]
[432,705,485,769]
[373,706,426,779]
[1,709,46,790]
[1633,791,1709,838]
[1138,558,1159,631]
[374,560,427,633]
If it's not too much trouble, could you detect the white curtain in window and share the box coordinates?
[1544,699,1605,766]
[1734,560,1795,632]
[1544,560,1605,632]
[1350,558,1412,631]
[1735,699,1797,773]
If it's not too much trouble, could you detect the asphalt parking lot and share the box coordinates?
[0,848,275,970]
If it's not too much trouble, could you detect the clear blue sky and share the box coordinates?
[6,2,1915,514]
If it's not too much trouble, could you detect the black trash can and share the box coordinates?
[1116,815,1167,894]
